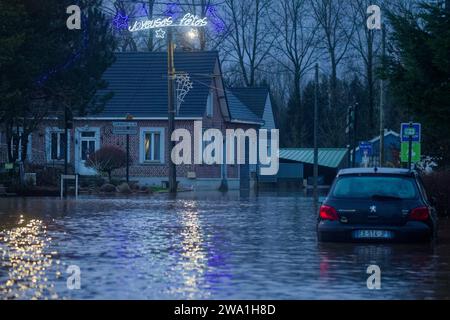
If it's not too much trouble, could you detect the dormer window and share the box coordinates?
[206,90,213,117]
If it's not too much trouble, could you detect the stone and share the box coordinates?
[117,183,132,194]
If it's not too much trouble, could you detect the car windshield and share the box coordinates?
[332,175,418,200]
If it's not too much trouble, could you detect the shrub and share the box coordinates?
[100,183,117,193]
[421,171,450,217]
[129,181,140,190]
[26,165,64,187]
[86,146,127,182]
[109,178,122,187]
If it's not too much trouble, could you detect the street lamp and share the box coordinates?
[126,11,209,194]
[186,28,199,40]
[167,25,201,194]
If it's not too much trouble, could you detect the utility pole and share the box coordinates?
[64,106,69,178]
[352,103,358,168]
[313,64,319,201]
[125,114,133,184]
[167,28,177,194]
[379,27,386,167]
[63,104,72,198]
[347,105,353,167]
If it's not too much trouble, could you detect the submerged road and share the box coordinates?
[0,192,449,299]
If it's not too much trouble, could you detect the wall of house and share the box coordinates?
[0,93,261,191]
[0,63,263,191]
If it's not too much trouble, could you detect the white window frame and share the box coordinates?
[206,90,213,117]
[9,127,32,162]
[45,127,71,163]
[139,127,165,164]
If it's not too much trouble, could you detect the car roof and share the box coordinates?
[337,167,415,177]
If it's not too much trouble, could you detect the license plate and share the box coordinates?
[353,230,393,239]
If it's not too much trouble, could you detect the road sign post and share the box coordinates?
[401,122,421,168]
[359,141,373,168]
[113,121,138,183]
[408,123,413,169]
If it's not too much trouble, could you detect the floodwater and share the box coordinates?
[0,192,449,300]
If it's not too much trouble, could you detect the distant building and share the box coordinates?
[354,130,401,167]
[262,148,348,186]
[0,51,276,190]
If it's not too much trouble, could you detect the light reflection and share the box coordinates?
[0,215,59,300]
[175,200,209,298]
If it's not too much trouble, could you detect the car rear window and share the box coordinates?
[332,176,418,200]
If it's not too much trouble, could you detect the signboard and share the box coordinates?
[4,163,13,170]
[400,122,422,164]
[359,141,373,157]
[113,122,137,127]
[113,122,138,135]
[401,123,421,142]
[401,142,421,163]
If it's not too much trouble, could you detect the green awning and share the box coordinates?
[279,148,348,168]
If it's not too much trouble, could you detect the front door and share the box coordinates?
[75,128,100,175]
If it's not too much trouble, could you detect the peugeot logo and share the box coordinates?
[370,205,377,213]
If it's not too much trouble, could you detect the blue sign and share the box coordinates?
[359,141,373,156]
[401,123,421,142]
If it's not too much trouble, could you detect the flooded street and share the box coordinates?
[0,192,449,300]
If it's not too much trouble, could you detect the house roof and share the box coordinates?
[93,51,219,118]
[279,148,348,168]
[228,87,269,118]
[226,91,264,124]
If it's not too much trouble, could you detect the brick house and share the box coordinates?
[0,51,276,190]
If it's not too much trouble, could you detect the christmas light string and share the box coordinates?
[37,8,89,86]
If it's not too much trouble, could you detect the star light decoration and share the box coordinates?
[175,73,194,107]
[155,28,166,39]
[206,5,226,34]
[112,11,129,30]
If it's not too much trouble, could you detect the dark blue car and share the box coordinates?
[317,168,437,243]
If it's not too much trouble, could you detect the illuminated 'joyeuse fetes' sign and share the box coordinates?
[129,13,208,32]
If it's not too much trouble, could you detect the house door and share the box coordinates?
[75,129,100,175]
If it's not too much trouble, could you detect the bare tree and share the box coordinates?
[269,0,318,145]
[311,0,356,146]
[270,0,318,100]
[349,0,382,136]
[222,0,275,87]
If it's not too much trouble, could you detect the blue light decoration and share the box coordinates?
[112,11,129,30]
[137,2,148,18]
[164,2,182,20]
[206,4,225,34]
[36,13,89,87]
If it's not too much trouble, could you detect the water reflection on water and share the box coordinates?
[0,193,449,300]
[0,215,60,299]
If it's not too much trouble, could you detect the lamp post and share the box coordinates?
[313,64,319,201]
[167,28,177,194]
[125,113,134,184]
[352,102,358,168]
[379,26,386,167]
[167,25,201,194]
[125,10,207,193]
